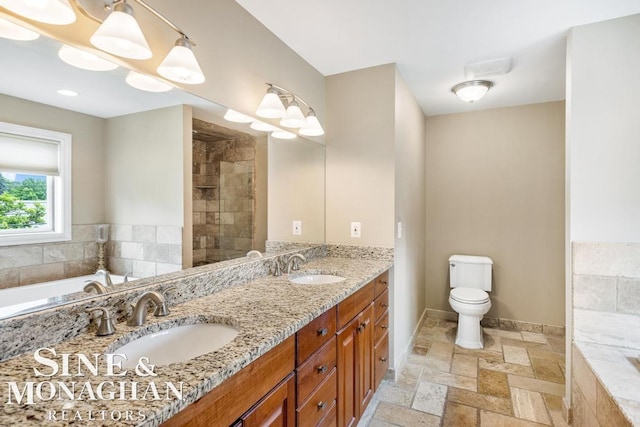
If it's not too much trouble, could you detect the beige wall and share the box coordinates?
[425,102,565,326]
[268,138,325,243]
[105,105,187,227]
[2,1,326,143]
[393,70,427,365]
[0,93,105,224]
[326,64,395,246]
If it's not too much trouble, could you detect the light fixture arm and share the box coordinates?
[268,83,312,110]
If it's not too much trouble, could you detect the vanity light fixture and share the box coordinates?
[157,36,205,84]
[224,109,253,123]
[57,89,78,96]
[255,83,324,136]
[249,120,277,132]
[90,0,151,60]
[451,80,494,103]
[0,16,40,40]
[58,44,118,71]
[0,0,76,25]
[271,129,296,140]
[125,70,172,92]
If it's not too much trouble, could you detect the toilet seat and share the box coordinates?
[450,287,489,304]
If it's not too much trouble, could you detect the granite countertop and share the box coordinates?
[0,256,392,426]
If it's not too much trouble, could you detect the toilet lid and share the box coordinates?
[451,287,490,304]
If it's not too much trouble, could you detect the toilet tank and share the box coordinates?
[449,255,493,291]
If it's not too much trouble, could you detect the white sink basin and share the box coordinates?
[113,323,239,368]
[289,274,346,285]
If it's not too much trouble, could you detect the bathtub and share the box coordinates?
[0,273,133,319]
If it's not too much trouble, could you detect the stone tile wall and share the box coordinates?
[107,224,182,278]
[0,225,100,290]
[573,242,640,347]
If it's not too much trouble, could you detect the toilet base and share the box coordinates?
[455,313,485,349]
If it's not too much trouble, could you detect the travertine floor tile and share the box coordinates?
[527,346,565,363]
[504,345,532,366]
[426,341,454,362]
[447,387,512,415]
[374,401,441,426]
[508,374,565,397]
[442,401,478,427]
[502,337,551,349]
[412,345,429,356]
[546,336,566,354]
[483,334,503,352]
[451,354,478,378]
[478,368,510,398]
[480,409,549,427]
[395,363,423,391]
[479,357,535,377]
[484,328,523,340]
[543,394,570,427]
[421,369,477,392]
[368,420,398,427]
[511,387,552,425]
[521,332,548,344]
[411,381,447,416]
[375,381,415,407]
[455,347,505,362]
[531,358,565,384]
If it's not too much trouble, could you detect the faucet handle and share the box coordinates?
[86,307,116,336]
[84,281,107,294]
[123,272,133,283]
[273,260,282,276]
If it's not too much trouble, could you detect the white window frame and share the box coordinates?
[0,122,72,246]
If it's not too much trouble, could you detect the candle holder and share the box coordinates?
[96,224,110,271]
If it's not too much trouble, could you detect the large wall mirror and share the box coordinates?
[0,32,325,319]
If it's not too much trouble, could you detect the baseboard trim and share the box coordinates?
[562,396,572,424]
[425,309,566,337]
[387,308,428,381]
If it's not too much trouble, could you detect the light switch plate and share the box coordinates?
[292,220,302,235]
[397,221,403,239]
[351,222,361,238]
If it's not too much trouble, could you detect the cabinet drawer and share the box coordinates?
[297,368,337,427]
[373,288,389,322]
[374,334,389,391]
[297,306,336,364]
[337,281,374,329]
[316,399,337,427]
[374,311,389,346]
[374,271,389,298]
[297,336,336,405]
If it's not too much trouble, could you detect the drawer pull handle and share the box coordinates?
[381,303,388,308]
[381,280,388,285]
[317,365,328,374]
[380,357,387,362]
[357,325,363,333]
[381,325,388,329]
[317,401,326,410]
[317,327,328,336]
[361,322,368,329]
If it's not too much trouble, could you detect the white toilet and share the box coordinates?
[448,254,493,349]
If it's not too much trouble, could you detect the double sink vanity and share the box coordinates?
[0,246,392,426]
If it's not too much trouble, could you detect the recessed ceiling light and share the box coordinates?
[57,89,78,97]
[58,45,118,71]
[0,17,40,41]
[125,70,172,93]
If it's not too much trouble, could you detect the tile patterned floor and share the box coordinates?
[358,318,568,427]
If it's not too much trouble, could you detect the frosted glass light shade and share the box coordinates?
[0,0,76,25]
[280,101,306,128]
[224,109,253,123]
[0,17,40,40]
[90,2,151,60]
[299,111,324,136]
[256,88,285,118]
[451,80,493,103]
[250,120,277,132]
[157,38,205,84]
[271,129,296,140]
[125,71,172,92]
[58,45,118,71]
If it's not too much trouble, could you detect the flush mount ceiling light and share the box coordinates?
[125,70,172,92]
[451,80,494,103]
[89,1,151,60]
[0,0,76,25]
[58,44,118,71]
[255,83,324,136]
[0,16,40,40]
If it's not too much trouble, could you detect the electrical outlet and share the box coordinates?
[397,221,403,239]
[350,222,361,238]
[292,220,302,235]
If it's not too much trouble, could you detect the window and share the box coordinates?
[0,121,71,246]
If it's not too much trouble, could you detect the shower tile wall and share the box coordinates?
[192,125,255,266]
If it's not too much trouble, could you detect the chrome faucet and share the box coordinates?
[127,291,170,326]
[246,250,263,258]
[272,260,282,276]
[84,281,108,294]
[86,307,116,336]
[123,272,133,283]
[96,269,113,287]
[286,254,307,274]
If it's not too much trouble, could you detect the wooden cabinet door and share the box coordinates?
[357,303,374,416]
[336,317,358,427]
[240,373,295,427]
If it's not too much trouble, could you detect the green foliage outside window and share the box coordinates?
[0,175,47,230]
